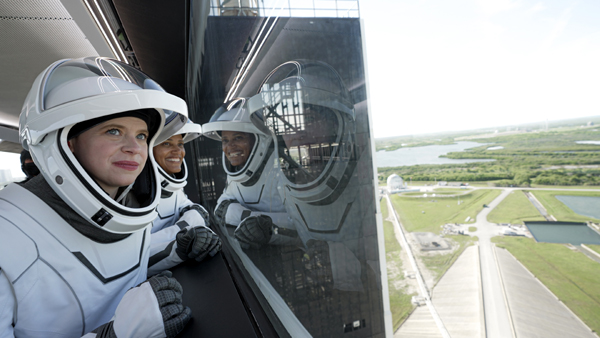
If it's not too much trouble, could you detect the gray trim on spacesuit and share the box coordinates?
[72,230,146,284]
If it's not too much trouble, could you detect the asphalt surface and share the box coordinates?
[390,186,599,338]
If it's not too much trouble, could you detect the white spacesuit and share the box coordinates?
[202,98,299,249]
[0,57,191,338]
[249,60,366,291]
[148,120,221,276]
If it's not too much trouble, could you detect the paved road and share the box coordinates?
[388,185,599,337]
[470,189,515,338]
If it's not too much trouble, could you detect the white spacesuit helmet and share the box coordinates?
[19,57,188,234]
[155,119,202,192]
[251,60,356,220]
[202,97,274,184]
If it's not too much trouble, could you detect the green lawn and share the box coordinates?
[390,189,502,233]
[492,237,600,333]
[530,190,600,223]
[468,227,477,232]
[381,200,416,331]
[531,184,600,190]
[487,190,546,224]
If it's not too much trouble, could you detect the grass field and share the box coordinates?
[381,200,416,331]
[531,184,600,190]
[389,189,502,232]
[492,237,600,333]
[487,190,547,224]
[530,190,600,223]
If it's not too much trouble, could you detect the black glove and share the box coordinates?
[234,215,273,249]
[214,199,237,227]
[176,226,222,262]
[92,271,191,338]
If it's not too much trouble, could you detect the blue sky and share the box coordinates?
[360,0,600,138]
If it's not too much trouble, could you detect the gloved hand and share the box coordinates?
[234,215,273,249]
[175,226,222,262]
[214,199,237,227]
[92,271,191,338]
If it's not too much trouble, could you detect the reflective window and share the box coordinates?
[188,1,389,336]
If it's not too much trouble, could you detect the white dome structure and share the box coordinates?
[387,174,405,193]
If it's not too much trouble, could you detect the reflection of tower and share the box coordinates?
[212,0,259,16]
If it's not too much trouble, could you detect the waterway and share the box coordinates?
[555,195,600,220]
[376,141,494,168]
[526,222,600,245]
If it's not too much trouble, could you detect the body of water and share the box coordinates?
[526,222,600,245]
[376,141,494,167]
[555,195,600,220]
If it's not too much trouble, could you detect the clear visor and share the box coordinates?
[42,57,169,110]
[249,61,355,185]
[203,97,267,140]
[251,81,343,185]
[39,57,186,144]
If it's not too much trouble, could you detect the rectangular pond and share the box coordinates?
[525,221,600,245]
[555,195,600,220]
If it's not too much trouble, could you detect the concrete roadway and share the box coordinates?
[392,186,599,337]
[470,189,515,338]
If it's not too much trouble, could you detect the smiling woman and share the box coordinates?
[221,130,255,168]
[154,133,185,175]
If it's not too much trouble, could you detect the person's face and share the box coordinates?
[69,116,149,199]
[153,134,185,175]
[221,131,255,167]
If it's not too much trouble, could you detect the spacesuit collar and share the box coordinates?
[21,175,129,243]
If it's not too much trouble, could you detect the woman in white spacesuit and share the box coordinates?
[147,120,222,276]
[202,98,300,249]
[0,57,194,338]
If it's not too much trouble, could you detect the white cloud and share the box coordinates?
[530,2,546,12]
[475,0,522,15]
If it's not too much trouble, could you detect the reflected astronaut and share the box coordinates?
[250,60,365,291]
[148,120,221,276]
[203,98,300,249]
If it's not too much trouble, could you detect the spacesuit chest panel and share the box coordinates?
[154,188,182,232]
[228,161,286,213]
[0,184,149,337]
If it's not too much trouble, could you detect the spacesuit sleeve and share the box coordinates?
[0,269,15,338]
[147,199,211,276]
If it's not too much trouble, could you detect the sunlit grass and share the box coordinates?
[381,200,416,331]
[389,189,502,233]
[492,237,600,333]
[487,190,546,224]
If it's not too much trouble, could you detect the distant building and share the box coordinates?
[387,174,405,193]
